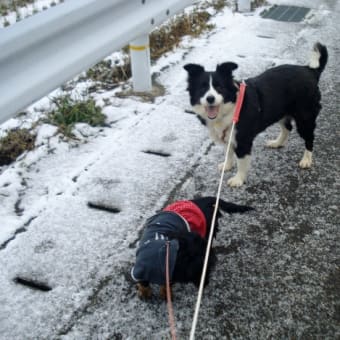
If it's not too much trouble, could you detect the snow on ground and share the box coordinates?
[0,0,339,339]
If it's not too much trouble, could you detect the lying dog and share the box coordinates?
[184,42,328,187]
[131,196,253,299]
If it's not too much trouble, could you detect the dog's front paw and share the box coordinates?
[218,160,234,172]
[227,175,245,187]
[160,285,173,301]
[299,150,312,169]
[299,158,312,168]
[136,283,152,299]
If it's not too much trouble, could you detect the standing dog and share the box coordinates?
[184,42,328,187]
[131,196,253,299]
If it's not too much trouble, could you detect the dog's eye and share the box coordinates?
[215,86,223,92]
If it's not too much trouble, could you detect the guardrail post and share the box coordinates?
[0,0,197,123]
[238,0,251,12]
[129,35,152,92]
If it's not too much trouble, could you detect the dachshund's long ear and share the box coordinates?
[216,62,238,77]
[183,63,205,77]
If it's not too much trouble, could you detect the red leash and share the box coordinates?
[221,81,246,142]
[166,241,177,340]
[233,81,246,123]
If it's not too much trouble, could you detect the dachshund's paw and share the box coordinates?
[137,283,152,299]
[160,285,173,301]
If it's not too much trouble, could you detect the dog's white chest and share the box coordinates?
[208,115,234,144]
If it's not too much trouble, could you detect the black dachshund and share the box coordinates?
[131,196,253,299]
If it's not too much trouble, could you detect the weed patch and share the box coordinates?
[46,95,106,138]
[0,129,36,166]
[86,7,215,90]
[207,0,230,12]
[149,9,214,60]
[0,0,64,24]
[252,0,267,9]
[0,1,34,16]
[86,58,131,92]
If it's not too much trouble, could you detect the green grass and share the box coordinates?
[46,94,106,138]
[0,95,106,166]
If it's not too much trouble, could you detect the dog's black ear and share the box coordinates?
[216,62,238,77]
[183,64,205,77]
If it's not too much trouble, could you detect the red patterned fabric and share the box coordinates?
[163,200,207,238]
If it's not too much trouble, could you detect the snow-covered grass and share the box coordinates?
[45,94,106,138]
[0,0,64,27]
[0,0,224,155]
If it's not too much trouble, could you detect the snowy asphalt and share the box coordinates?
[0,0,339,339]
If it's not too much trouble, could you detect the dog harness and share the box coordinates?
[163,200,207,238]
[131,211,188,285]
[131,200,208,285]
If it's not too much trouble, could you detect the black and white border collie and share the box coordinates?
[184,42,328,187]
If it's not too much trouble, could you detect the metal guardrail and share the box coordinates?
[0,0,196,124]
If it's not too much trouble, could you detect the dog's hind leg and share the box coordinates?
[227,138,253,187]
[295,112,317,169]
[266,117,292,148]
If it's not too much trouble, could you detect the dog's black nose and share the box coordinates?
[206,96,215,104]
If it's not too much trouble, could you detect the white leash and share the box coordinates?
[189,123,236,340]
[189,81,246,340]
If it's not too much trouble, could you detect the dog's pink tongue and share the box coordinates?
[206,106,219,119]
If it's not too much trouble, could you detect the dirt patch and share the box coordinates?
[115,81,166,103]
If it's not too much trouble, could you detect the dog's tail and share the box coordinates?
[217,198,254,214]
[193,196,254,214]
[308,42,328,75]
[191,197,253,238]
